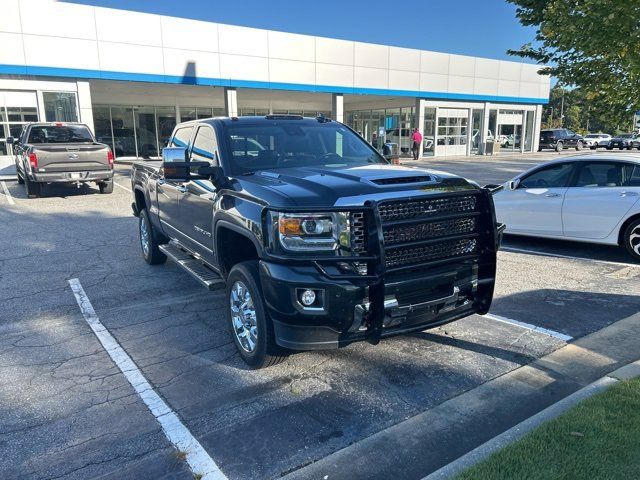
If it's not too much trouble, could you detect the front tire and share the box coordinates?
[590,146,596,150]
[139,208,167,265]
[575,141,583,151]
[555,141,563,153]
[623,218,640,262]
[227,261,287,369]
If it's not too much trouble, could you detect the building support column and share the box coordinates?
[414,98,425,160]
[76,81,94,133]
[481,102,491,155]
[331,93,344,123]
[224,87,238,117]
[533,104,543,153]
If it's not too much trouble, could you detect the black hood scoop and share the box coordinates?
[371,175,433,186]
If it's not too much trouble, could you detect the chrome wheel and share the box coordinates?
[140,216,150,258]
[630,225,640,256]
[230,281,258,353]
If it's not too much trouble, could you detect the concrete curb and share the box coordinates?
[281,312,640,480]
[423,360,640,479]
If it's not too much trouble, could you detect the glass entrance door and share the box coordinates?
[423,107,435,157]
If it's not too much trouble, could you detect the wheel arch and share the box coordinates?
[215,220,263,276]
[618,212,640,246]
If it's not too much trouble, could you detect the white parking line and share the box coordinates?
[483,312,573,342]
[68,278,226,480]
[1,181,15,205]
[114,181,131,192]
[500,246,638,268]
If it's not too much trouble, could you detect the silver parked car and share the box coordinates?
[583,133,612,149]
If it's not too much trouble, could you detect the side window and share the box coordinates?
[575,162,624,188]
[190,126,217,164]
[170,126,193,148]
[624,165,640,187]
[519,163,574,189]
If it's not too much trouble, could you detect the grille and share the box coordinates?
[350,212,367,254]
[385,238,478,268]
[378,195,477,222]
[383,217,476,245]
[379,194,482,270]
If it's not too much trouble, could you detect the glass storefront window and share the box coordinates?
[110,106,137,158]
[43,92,78,122]
[181,107,197,122]
[93,105,113,150]
[156,107,176,149]
[135,106,158,159]
[197,107,213,119]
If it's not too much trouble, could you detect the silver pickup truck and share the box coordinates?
[9,122,114,198]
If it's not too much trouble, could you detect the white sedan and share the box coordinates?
[493,155,640,260]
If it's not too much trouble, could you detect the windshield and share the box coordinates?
[619,134,633,138]
[224,121,386,175]
[585,134,599,138]
[28,125,94,144]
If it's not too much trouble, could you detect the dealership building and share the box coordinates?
[0,0,550,162]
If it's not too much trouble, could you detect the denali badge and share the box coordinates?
[194,225,212,238]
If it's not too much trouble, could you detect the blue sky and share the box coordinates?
[64,0,538,63]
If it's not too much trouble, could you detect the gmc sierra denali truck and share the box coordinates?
[131,115,503,368]
[9,122,114,198]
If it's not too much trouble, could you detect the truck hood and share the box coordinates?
[234,164,477,207]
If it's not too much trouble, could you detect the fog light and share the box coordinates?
[300,289,316,306]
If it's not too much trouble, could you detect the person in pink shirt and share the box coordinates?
[411,128,423,160]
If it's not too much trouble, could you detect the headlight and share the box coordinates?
[277,212,350,252]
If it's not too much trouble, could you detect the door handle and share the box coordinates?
[545,192,561,197]
[620,191,639,197]
[177,185,188,194]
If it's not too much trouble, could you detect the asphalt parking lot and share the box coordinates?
[1,152,639,480]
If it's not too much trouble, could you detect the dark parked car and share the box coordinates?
[607,133,640,150]
[539,129,585,152]
[131,115,503,368]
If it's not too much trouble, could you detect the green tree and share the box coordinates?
[508,0,640,128]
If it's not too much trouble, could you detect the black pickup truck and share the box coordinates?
[131,115,502,368]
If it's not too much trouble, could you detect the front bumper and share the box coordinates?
[33,170,113,183]
[260,259,487,350]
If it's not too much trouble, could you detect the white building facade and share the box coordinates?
[0,0,550,161]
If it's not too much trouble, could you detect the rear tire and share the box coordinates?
[16,168,24,184]
[24,175,41,198]
[623,218,640,262]
[99,179,114,194]
[227,261,287,369]
[590,146,596,150]
[139,208,167,265]
[555,141,563,153]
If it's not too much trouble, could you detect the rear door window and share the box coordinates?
[574,162,626,187]
[190,126,217,164]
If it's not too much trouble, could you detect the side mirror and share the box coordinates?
[5,137,14,145]
[161,147,190,180]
